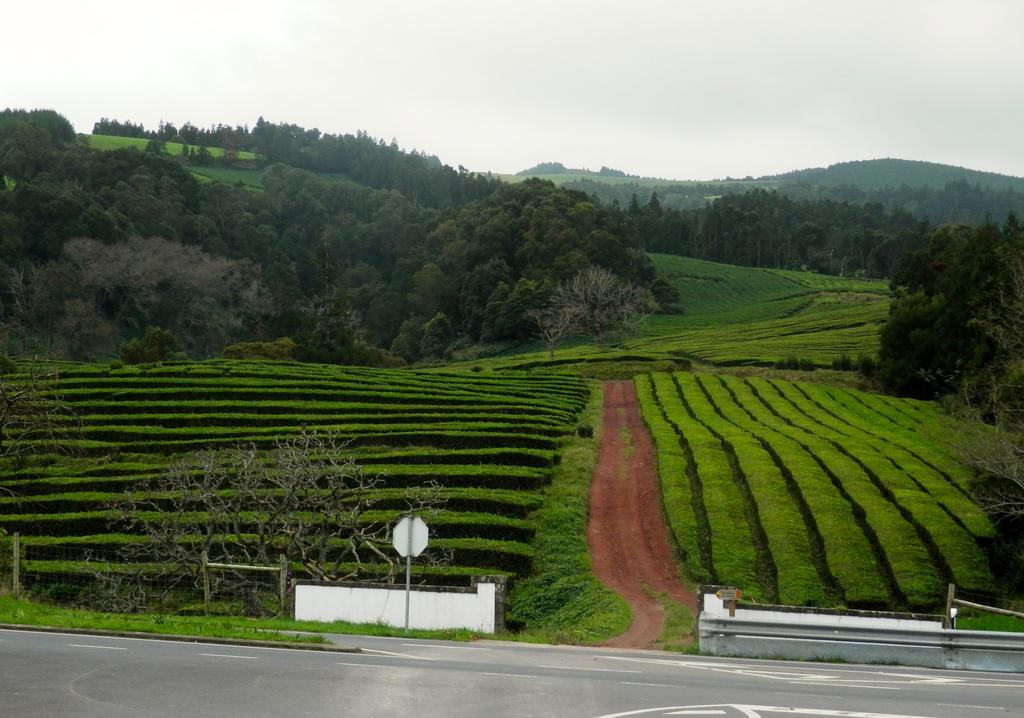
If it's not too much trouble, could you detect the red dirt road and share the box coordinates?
[588,380,698,649]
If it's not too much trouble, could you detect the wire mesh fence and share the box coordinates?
[3,537,288,617]
[956,586,1024,616]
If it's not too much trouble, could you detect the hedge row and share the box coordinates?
[650,373,763,599]
[766,379,991,591]
[715,375,890,606]
[679,373,824,606]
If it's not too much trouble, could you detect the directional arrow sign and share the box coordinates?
[393,516,429,558]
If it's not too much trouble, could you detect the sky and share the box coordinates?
[6,0,1024,180]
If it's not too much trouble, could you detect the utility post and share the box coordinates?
[12,532,20,600]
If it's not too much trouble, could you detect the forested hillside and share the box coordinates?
[0,109,650,363]
[537,159,1024,225]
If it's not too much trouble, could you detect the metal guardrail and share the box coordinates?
[699,613,1024,672]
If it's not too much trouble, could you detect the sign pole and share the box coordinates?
[404,520,413,634]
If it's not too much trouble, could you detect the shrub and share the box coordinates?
[832,354,854,371]
[857,354,877,378]
[0,354,16,374]
[119,327,181,365]
[223,337,297,361]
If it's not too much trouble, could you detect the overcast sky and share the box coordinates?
[6,1,1023,180]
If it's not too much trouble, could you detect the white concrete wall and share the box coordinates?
[295,582,498,633]
[702,593,942,631]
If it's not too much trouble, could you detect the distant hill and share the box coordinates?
[509,158,1024,223]
[513,157,1024,193]
[765,158,1024,193]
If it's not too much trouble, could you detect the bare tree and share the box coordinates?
[529,266,650,358]
[527,304,579,360]
[116,431,448,587]
[0,361,78,459]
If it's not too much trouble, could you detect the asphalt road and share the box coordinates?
[1,628,1023,717]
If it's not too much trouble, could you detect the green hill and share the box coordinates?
[0,361,587,592]
[638,371,993,610]
[460,254,889,372]
[510,157,1024,193]
[769,158,1024,193]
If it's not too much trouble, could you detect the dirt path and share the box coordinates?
[588,379,698,649]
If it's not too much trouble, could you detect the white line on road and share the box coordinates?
[336,661,391,668]
[67,644,127,651]
[937,704,1005,711]
[666,711,726,716]
[401,643,490,651]
[801,682,899,691]
[360,648,436,660]
[538,664,641,674]
[481,672,537,679]
[621,681,682,688]
[198,653,259,660]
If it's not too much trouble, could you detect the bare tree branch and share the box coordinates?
[115,431,449,589]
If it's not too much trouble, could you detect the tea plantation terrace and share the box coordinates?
[0,360,589,585]
[637,371,994,611]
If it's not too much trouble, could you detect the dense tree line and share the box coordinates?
[877,215,1023,397]
[567,176,1024,227]
[624,189,928,277]
[877,216,1024,587]
[95,115,498,209]
[0,109,649,364]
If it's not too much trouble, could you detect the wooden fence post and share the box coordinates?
[944,582,956,629]
[278,554,288,617]
[12,532,20,600]
[201,550,210,615]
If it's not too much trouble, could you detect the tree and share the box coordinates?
[115,431,448,594]
[419,312,453,360]
[0,361,78,459]
[529,266,649,358]
[119,327,180,364]
[954,252,1024,518]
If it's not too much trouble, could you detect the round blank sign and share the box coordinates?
[392,516,429,557]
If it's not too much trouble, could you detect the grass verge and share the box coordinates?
[504,382,632,644]
[649,589,697,653]
[957,612,1024,632]
[0,594,479,643]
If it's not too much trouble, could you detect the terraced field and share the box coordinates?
[459,255,890,371]
[637,371,994,610]
[0,361,587,587]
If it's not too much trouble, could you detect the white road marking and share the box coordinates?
[592,707,939,718]
[538,664,641,674]
[360,648,435,660]
[665,711,726,715]
[598,655,1024,689]
[801,682,899,691]
[621,681,681,688]
[336,661,390,668]
[400,643,490,651]
[197,653,259,660]
[67,644,127,651]
[481,671,537,679]
[937,705,1005,711]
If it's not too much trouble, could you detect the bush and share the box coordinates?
[832,354,854,371]
[0,354,16,374]
[857,354,877,378]
[119,327,181,365]
[223,337,297,361]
